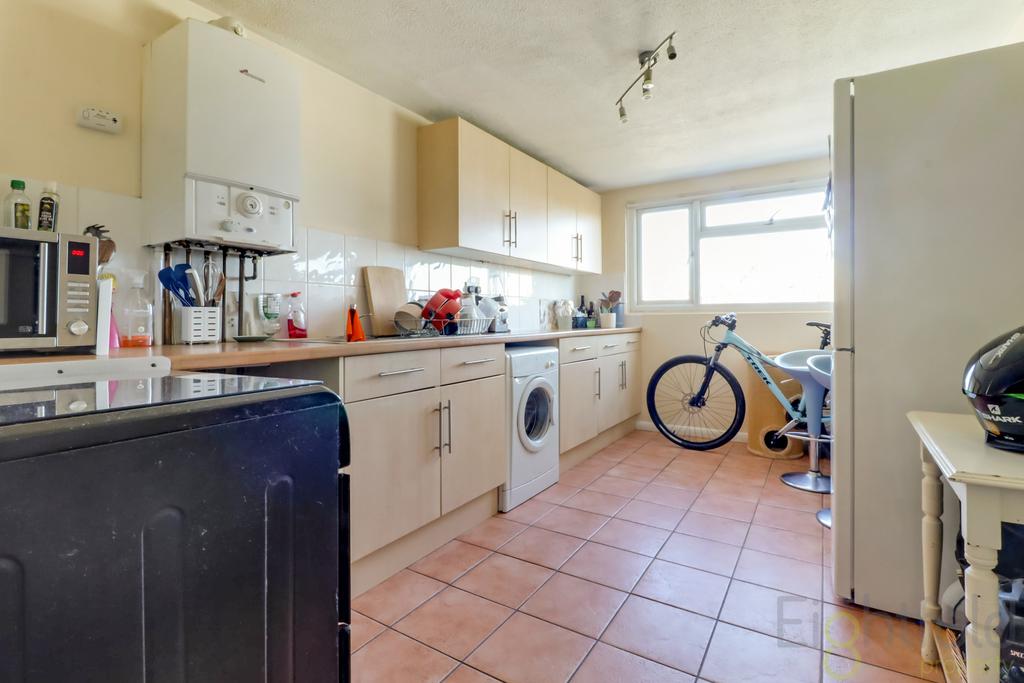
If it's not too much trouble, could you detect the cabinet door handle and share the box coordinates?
[577,233,583,262]
[621,360,626,389]
[571,234,579,261]
[378,367,425,377]
[627,340,639,345]
[572,345,592,351]
[503,211,512,246]
[603,343,619,349]
[442,399,452,454]
[433,402,443,453]
[512,211,518,247]
[595,367,602,399]
[462,358,496,365]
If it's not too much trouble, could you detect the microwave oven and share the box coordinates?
[0,228,98,351]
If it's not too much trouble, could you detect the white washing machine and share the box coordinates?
[499,346,560,512]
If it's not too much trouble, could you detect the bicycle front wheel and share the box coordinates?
[646,355,745,450]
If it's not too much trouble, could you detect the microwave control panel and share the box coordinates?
[190,178,294,251]
[56,236,98,348]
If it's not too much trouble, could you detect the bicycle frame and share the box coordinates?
[701,327,831,424]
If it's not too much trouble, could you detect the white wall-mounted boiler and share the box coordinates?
[142,19,300,252]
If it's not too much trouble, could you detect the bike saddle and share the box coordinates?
[805,321,831,330]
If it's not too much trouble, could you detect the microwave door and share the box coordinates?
[0,237,57,347]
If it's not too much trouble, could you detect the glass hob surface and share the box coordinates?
[0,373,320,427]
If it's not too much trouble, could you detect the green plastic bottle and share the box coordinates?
[3,180,31,229]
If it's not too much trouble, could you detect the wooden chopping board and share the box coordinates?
[363,266,406,337]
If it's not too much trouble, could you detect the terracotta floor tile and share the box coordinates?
[563,489,631,516]
[675,511,750,546]
[615,499,686,530]
[534,483,582,505]
[745,524,822,564]
[560,541,652,591]
[823,528,833,567]
[670,450,726,468]
[701,479,763,504]
[822,654,931,683]
[497,526,585,569]
[689,493,757,522]
[350,610,385,652]
[586,474,646,498]
[350,629,457,683]
[768,456,810,477]
[601,595,714,674]
[352,569,446,625]
[591,518,671,556]
[759,478,825,513]
[622,450,675,471]
[445,665,500,682]
[753,503,823,536]
[521,572,627,638]
[394,587,511,659]
[709,466,768,488]
[458,516,528,550]
[633,559,729,618]
[613,431,659,450]
[606,463,661,483]
[467,612,594,683]
[635,440,686,457]
[534,506,610,539]
[822,604,942,681]
[561,467,603,488]
[572,642,696,683]
[499,498,556,525]
[822,566,854,606]
[733,548,822,599]
[410,540,492,583]
[719,580,822,648]
[454,553,553,608]
[657,533,741,576]
[653,469,713,492]
[719,452,773,474]
[592,443,636,460]
[635,483,699,510]
[700,622,820,683]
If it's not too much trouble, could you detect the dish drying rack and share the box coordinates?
[396,312,494,338]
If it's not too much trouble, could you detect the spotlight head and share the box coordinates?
[618,102,628,123]
[667,38,677,60]
[641,68,654,100]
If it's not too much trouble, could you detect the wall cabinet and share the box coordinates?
[347,387,443,560]
[441,374,507,514]
[345,348,507,560]
[419,117,600,273]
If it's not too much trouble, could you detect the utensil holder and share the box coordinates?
[175,307,222,344]
[599,312,616,329]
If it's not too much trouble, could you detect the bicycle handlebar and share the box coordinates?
[710,313,737,331]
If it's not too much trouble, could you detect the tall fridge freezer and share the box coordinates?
[831,40,1024,618]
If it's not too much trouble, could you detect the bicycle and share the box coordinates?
[646,312,831,451]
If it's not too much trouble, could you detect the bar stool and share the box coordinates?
[774,349,830,494]
[807,353,833,528]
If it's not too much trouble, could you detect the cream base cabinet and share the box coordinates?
[559,358,600,452]
[347,387,442,560]
[598,351,642,432]
[440,375,507,515]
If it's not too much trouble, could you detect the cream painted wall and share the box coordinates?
[0,0,426,244]
[586,158,834,439]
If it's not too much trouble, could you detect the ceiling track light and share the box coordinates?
[615,31,677,123]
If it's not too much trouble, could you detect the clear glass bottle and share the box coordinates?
[118,272,153,347]
[3,179,32,229]
[286,291,307,338]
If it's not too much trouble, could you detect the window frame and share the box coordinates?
[627,179,832,313]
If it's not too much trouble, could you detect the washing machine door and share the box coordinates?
[517,375,556,453]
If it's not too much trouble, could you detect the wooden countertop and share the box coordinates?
[0,327,641,371]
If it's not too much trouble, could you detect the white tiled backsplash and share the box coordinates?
[261,226,576,338]
[0,174,576,340]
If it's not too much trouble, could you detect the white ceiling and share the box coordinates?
[195,0,1024,190]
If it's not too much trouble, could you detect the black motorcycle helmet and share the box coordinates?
[964,326,1024,451]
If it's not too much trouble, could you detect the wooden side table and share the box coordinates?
[909,410,1024,683]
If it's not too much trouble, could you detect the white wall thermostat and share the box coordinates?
[78,107,123,134]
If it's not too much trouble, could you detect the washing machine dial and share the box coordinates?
[237,193,263,217]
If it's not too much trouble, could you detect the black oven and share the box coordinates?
[0,228,98,351]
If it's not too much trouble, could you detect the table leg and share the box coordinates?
[964,541,1000,682]
[920,447,943,664]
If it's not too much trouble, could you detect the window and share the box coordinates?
[630,184,832,309]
